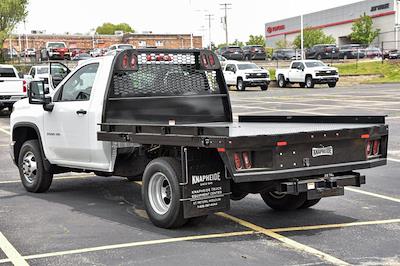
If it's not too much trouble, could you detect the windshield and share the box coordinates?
[118,45,134,50]
[37,67,49,74]
[237,64,259,70]
[48,43,66,48]
[305,61,326,68]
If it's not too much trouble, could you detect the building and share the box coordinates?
[265,0,400,49]
[3,33,202,52]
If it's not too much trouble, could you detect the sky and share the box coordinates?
[16,0,363,45]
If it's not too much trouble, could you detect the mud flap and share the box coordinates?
[180,147,230,219]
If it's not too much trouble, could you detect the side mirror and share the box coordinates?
[29,81,46,105]
[29,81,53,111]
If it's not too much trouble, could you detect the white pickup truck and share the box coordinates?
[0,64,27,112]
[9,49,388,229]
[223,61,270,91]
[275,60,339,88]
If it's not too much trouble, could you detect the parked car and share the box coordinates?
[40,42,71,61]
[0,64,26,112]
[72,53,92,61]
[242,45,266,60]
[20,48,36,57]
[339,44,365,59]
[109,44,134,51]
[223,61,270,91]
[25,65,49,82]
[217,46,244,60]
[271,49,300,60]
[2,48,19,59]
[276,60,339,88]
[388,50,400,59]
[306,44,339,60]
[90,48,104,57]
[364,47,382,59]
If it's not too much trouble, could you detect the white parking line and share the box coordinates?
[0,232,29,266]
[345,187,400,203]
[0,128,10,136]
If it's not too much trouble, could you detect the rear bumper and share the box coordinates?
[0,96,25,106]
[232,158,386,183]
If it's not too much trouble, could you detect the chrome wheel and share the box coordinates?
[22,151,37,184]
[148,172,172,215]
[306,77,313,88]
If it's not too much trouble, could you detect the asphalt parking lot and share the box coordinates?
[0,83,399,266]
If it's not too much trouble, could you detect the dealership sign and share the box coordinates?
[267,25,285,34]
[371,3,389,12]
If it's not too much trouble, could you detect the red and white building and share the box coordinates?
[265,0,400,49]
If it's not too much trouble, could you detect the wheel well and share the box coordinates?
[305,74,312,79]
[237,77,243,82]
[12,126,39,164]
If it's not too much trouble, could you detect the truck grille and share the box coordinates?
[246,73,268,79]
[316,71,338,76]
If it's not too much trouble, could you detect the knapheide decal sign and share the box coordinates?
[267,25,286,34]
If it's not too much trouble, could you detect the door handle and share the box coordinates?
[76,109,87,115]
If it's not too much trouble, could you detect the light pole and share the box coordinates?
[301,14,304,60]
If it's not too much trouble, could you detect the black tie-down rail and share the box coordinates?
[277,172,365,200]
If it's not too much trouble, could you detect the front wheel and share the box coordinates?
[260,191,307,211]
[18,140,53,193]
[236,78,246,91]
[305,76,314,88]
[142,157,187,228]
[328,82,336,88]
[260,85,268,91]
[278,75,286,88]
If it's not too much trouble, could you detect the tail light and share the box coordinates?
[234,153,242,170]
[372,140,380,156]
[122,54,129,69]
[22,80,27,93]
[208,54,215,66]
[242,152,252,169]
[366,139,381,158]
[130,56,137,68]
[201,54,208,67]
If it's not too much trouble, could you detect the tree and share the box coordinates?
[0,0,28,53]
[246,35,265,46]
[96,23,134,35]
[216,39,244,49]
[349,13,380,45]
[275,39,291,49]
[293,28,335,49]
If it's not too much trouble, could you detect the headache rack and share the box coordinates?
[101,49,232,126]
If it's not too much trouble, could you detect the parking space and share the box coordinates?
[0,83,399,265]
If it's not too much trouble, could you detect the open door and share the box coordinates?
[49,62,70,89]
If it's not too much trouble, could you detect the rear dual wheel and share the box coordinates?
[142,157,207,228]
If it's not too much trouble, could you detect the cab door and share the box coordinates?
[223,64,236,85]
[43,63,99,166]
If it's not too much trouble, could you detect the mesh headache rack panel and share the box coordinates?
[110,50,221,98]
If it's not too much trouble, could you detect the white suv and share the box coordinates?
[223,61,270,91]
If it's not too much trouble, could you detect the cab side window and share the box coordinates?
[59,64,99,102]
[291,62,300,69]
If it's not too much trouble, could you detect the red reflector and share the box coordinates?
[122,54,129,69]
[373,140,380,155]
[146,55,153,61]
[217,148,226,153]
[277,141,288,147]
[208,54,215,66]
[233,153,242,170]
[242,152,252,169]
[23,80,27,93]
[361,134,370,139]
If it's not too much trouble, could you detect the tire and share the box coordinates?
[8,106,13,113]
[278,75,286,88]
[260,85,268,91]
[299,83,306,88]
[18,140,53,193]
[328,82,336,88]
[245,55,251,61]
[260,191,307,211]
[316,54,322,60]
[299,198,321,209]
[142,157,187,228]
[236,78,246,91]
[305,76,314,88]
[343,54,348,60]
